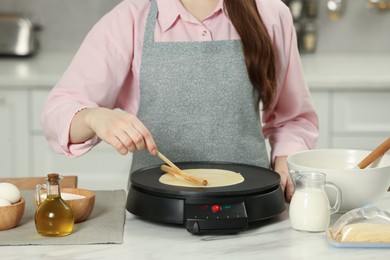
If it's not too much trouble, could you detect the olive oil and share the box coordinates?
[35,173,74,236]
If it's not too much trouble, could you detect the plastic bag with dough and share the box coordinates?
[338,223,390,243]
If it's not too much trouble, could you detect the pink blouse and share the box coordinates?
[41,0,319,161]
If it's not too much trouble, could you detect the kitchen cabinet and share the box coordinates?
[0,90,30,177]
[310,91,330,149]
[311,90,390,150]
[1,87,388,188]
[332,91,390,149]
[30,89,131,190]
[0,88,130,190]
[27,88,390,187]
[32,135,131,190]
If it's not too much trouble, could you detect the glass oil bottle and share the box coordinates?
[35,173,74,236]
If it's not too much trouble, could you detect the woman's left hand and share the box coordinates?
[274,156,294,203]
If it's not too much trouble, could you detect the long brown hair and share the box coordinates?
[224,0,276,110]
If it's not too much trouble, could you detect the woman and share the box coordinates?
[41,0,319,202]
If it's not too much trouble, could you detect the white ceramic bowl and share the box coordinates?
[287,149,390,212]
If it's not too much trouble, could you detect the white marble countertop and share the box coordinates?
[0,52,73,89]
[300,53,390,90]
[1,52,390,90]
[1,193,389,260]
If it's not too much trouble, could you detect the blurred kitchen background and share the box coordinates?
[1,0,389,53]
[1,0,389,189]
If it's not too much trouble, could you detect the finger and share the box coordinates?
[285,177,295,203]
[105,123,137,153]
[113,118,146,152]
[120,136,137,153]
[130,118,157,154]
[277,173,290,202]
[104,134,129,155]
[279,175,287,193]
[144,131,158,155]
[126,127,147,151]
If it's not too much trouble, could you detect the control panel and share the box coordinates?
[184,197,248,234]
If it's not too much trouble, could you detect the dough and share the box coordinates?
[338,223,390,243]
[159,168,244,188]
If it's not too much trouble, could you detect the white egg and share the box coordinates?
[0,197,12,206]
[0,182,21,204]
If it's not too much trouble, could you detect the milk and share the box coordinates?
[289,187,331,232]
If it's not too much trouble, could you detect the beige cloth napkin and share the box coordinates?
[0,190,126,245]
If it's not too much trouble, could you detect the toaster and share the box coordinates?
[0,13,39,56]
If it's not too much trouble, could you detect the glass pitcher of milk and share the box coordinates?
[289,171,341,232]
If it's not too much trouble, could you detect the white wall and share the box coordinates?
[0,0,122,52]
[316,0,390,53]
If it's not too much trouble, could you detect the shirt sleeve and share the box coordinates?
[40,2,135,158]
[262,4,319,162]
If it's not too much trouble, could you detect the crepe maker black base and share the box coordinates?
[126,161,286,234]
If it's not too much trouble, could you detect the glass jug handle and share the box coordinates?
[289,170,301,187]
[35,183,46,208]
[325,182,342,214]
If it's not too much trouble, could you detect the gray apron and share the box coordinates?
[130,0,269,175]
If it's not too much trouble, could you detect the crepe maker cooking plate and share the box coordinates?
[126,161,286,234]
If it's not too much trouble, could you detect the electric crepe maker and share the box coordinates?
[126,161,286,234]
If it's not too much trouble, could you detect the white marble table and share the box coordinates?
[1,193,389,260]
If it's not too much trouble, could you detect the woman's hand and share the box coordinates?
[70,107,157,155]
[273,156,294,203]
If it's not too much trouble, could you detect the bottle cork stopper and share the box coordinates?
[47,173,60,179]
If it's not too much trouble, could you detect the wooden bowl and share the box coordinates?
[62,188,95,223]
[36,188,95,223]
[0,197,25,231]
